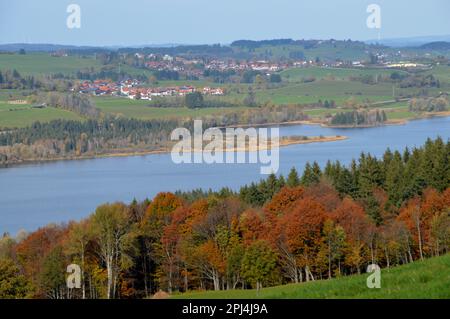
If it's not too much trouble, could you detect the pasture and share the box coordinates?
[0,101,82,129]
[93,96,250,120]
[0,53,101,75]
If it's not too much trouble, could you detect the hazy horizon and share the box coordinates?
[1,33,450,48]
[1,0,449,46]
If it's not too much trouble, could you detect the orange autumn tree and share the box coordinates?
[278,197,327,282]
[160,206,190,293]
[239,209,266,246]
[398,188,449,260]
[176,199,209,291]
[331,197,373,273]
[143,192,184,230]
[303,181,341,212]
[263,186,305,242]
[191,239,224,291]
[140,192,184,293]
[182,199,209,235]
[264,186,304,218]
[15,225,68,296]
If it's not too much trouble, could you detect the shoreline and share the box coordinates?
[0,135,347,168]
[296,111,450,128]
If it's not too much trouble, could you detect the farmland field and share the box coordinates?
[280,66,408,82]
[94,96,251,120]
[0,101,82,128]
[0,53,102,75]
[0,52,161,78]
[248,80,408,105]
[0,53,447,127]
[425,65,450,83]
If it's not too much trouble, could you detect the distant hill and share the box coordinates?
[3,36,450,53]
[0,43,104,52]
[231,38,367,49]
[231,39,297,48]
[1,37,448,61]
[0,43,182,53]
[421,41,450,50]
[174,254,450,299]
[366,35,450,47]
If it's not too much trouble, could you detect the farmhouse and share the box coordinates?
[7,99,28,105]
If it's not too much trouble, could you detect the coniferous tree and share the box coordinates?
[385,151,405,208]
[287,167,300,187]
[301,162,321,186]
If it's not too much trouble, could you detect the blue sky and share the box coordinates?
[0,0,449,45]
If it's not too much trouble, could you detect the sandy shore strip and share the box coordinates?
[0,135,348,166]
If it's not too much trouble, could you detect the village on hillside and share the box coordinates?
[75,79,225,100]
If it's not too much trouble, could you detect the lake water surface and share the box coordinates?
[1,116,449,234]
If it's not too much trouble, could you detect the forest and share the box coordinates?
[409,96,449,113]
[0,138,448,299]
[330,109,387,126]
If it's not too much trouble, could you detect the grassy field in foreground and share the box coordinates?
[174,254,450,299]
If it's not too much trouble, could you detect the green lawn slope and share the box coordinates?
[174,254,450,299]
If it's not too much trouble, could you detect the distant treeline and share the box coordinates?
[33,92,101,118]
[230,39,365,49]
[0,69,74,92]
[398,74,440,89]
[348,72,440,89]
[149,91,268,109]
[74,68,149,83]
[409,96,449,113]
[330,109,387,126]
[147,94,237,109]
[118,44,234,58]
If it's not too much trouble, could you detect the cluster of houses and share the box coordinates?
[204,59,289,72]
[77,79,124,96]
[136,52,294,74]
[104,52,366,80]
[121,85,224,100]
[76,79,224,100]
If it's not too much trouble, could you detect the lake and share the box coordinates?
[1,116,449,234]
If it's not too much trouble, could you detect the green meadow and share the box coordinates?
[0,101,82,128]
[0,53,102,75]
[254,80,395,105]
[93,96,250,120]
[280,66,408,82]
[425,65,450,83]
[173,254,450,299]
[246,43,370,61]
